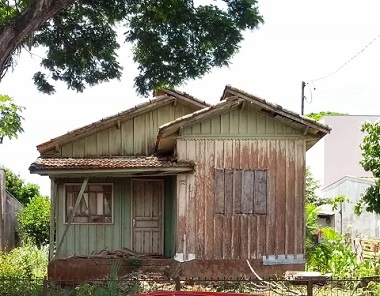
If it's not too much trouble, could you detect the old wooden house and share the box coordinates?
[30,86,330,280]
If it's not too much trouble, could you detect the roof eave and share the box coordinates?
[30,166,194,177]
[223,86,331,136]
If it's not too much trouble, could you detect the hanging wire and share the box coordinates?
[310,33,380,85]
[304,82,313,104]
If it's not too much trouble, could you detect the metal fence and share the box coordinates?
[1,277,380,296]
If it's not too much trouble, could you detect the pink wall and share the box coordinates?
[322,116,380,186]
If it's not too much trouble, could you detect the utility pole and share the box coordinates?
[301,81,306,115]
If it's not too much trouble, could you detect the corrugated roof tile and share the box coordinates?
[29,156,194,171]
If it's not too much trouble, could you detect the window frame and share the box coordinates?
[63,183,114,225]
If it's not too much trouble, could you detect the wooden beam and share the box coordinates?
[55,178,89,257]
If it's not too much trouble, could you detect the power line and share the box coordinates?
[311,33,380,84]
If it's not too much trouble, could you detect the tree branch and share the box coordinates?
[0,0,77,80]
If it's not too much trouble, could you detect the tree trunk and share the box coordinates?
[0,0,77,79]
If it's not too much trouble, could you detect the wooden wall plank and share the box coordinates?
[257,140,267,257]
[133,115,146,155]
[286,140,295,255]
[61,142,73,157]
[176,174,187,254]
[240,215,248,258]
[204,140,215,259]
[232,215,241,259]
[266,140,276,256]
[214,215,223,259]
[97,129,109,156]
[121,119,134,155]
[233,170,242,214]
[223,216,232,259]
[276,140,287,256]
[211,116,221,134]
[241,170,254,213]
[185,140,197,255]
[224,169,234,215]
[72,139,85,157]
[85,134,98,156]
[195,140,205,258]
[254,170,267,214]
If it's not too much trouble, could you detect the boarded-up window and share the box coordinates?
[65,184,113,224]
[214,169,267,215]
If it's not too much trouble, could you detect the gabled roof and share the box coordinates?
[221,85,331,135]
[36,89,209,154]
[156,85,331,152]
[321,175,376,192]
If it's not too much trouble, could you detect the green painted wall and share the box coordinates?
[182,107,302,137]
[59,102,199,157]
[164,176,176,257]
[55,176,176,258]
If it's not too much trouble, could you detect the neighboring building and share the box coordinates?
[307,115,380,188]
[30,86,330,281]
[321,176,379,239]
[0,168,22,251]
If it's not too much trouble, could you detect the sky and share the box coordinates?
[1,0,380,196]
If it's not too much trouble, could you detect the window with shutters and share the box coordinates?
[65,184,113,224]
[214,169,267,215]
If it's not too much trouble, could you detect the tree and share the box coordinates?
[17,195,50,247]
[0,95,24,143]
[305,167,331,206]
[355,121,380,214]
[305,111,347,122]
[4,167,41,206]
[0,0,263,96]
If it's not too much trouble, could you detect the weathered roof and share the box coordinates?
[37,89,209,154]
[29,156,194,176]
[221,85,331,134]
[156,85,331,152]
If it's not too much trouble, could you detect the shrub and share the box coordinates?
[17,195,50,247]
[0,243,48,278]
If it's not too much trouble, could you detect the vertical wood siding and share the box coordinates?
[176,138,305,260]
[60,103,198,157]
[183,108,302,137]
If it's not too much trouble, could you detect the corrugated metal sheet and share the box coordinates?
[176,138,305,260]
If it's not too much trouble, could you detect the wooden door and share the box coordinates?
[132,179,164,255]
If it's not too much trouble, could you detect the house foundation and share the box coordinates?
[48,257,304,283]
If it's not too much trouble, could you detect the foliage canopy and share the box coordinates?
[4,167,41,206]
[17,195,50,248]
[355,121,380,214]
[0,0,263,96]
[305,111,347,121]
[0,95,24,143]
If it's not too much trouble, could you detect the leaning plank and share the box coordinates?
[56,178,89,257]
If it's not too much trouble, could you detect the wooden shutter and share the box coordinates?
[214,169,225,214]
[254,170,267,214]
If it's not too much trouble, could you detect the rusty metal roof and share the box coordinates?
[29,156,194,172]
